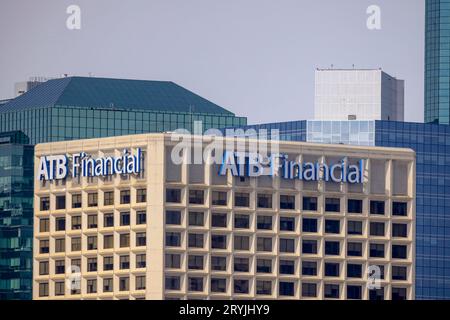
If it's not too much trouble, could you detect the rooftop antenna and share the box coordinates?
[331,64,334,69]
[352,64,355,69]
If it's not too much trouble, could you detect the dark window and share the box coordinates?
[212,191,227,206]
[103,191,114,206]
[136,211,146,225]
[189,212,204,226]
[211,256,227,271]
[39,261,49,275]
[347,220,363,235]
[166,189,181,203]
[325,284,340,299]
[87,258,97,272]
[103,234,113,249]
[188,233,204,248]
[87,214,98,229]
[56,195,66,210]
[369,288,384,300]
[280,217,295,231]
[39,240,49,254]
[279,260,295,275]
[72,194,82,208]
[302,218,318,233]
[211,278,227,293]
[104,213,114,227]
[120,212,130,226]
[348,199,363,214]
[392,287,407,300]
[137,254,147,269]
[55,217,65,231]
[39,282,49,297]
[302,283,317,297]
[280,238,295,253]
[257,194,272,208]
[325,263,340,277]
[119,277,129,291]
[88,193,98,207]
[392,224,408,238]
[279,282,295,296]
[302,240,317,254]
[189,190,204,204]
[302,197,317,211]
[257,216,272,230]
[256,281,272,295]
[325,198,340,212]
[136,276,146,290]
[302,261,317,276]
[370,201,385,215]
[55,260,65,274]
[71,237,81,251]
[392,245,407,259]
[211,235,227,249]
[136,189,146,202]
[370,243,385,258]
[234,235,249,251]
[234,214,250,229]
[103,256,113,270]
[40,197,50,211]
[165,276,180,290]
[103,278,113,292]
[256,259,272,273]
[347,285,362,299]
[119,233,129,248]
[165,254,180,269]
[211,213,227,228]
[392,266,407,281]
[166,232,181,247]
[119,255,130,269]
[39,218,49,233]
[188,255,204,270]
[347,264,362,278]
[370,222,385,236]
[392,202,407,216]
[136,232,146,246]
[257,237,272,252]
[234,279,249,294]
[278,194,294,210]
[234,257,249,272]
[120,190,130,204]
[325,220,340,234]
[71,216,81,230]
[325,241,340,255]
[166,210,181,225]
[347,242,362,257]
[55,281,65,296]
[234,192,250,207]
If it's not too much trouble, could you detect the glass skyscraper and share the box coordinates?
[425,0,450,124]
[236,120,450,299]
[0,76,246,299]
[0,131,34,300]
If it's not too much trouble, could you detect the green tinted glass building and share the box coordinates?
[0,131,34,300]
[0,77,246,144]
[0,76,246,299]
[425,0,450,124]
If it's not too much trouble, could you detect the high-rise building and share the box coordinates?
[0,76,246,300]
[0,131,34,300]
[235,120,450,299]
[315,69,404,121]
[425,0,450,124]
[33,133,415,300]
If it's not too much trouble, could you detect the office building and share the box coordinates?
[425,0,450,124]
[0,76,246,300]
[33,133,415,300]
[14,78,46,97]
[236,119,450,299]
[0,131,34,299]
[315,69,404,121]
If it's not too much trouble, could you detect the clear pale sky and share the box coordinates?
[0,0,425,123]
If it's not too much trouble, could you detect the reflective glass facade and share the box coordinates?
[425,0,450,124]
[238,120,450,299]
[0,106,246,145]
[0,132,34,300]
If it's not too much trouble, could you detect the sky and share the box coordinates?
[0,0,425,124]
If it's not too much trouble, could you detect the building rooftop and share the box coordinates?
[0,76,235,115]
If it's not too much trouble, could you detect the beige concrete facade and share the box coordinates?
[33,133,415,300]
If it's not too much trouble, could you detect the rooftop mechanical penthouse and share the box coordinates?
[33,133,416,300]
